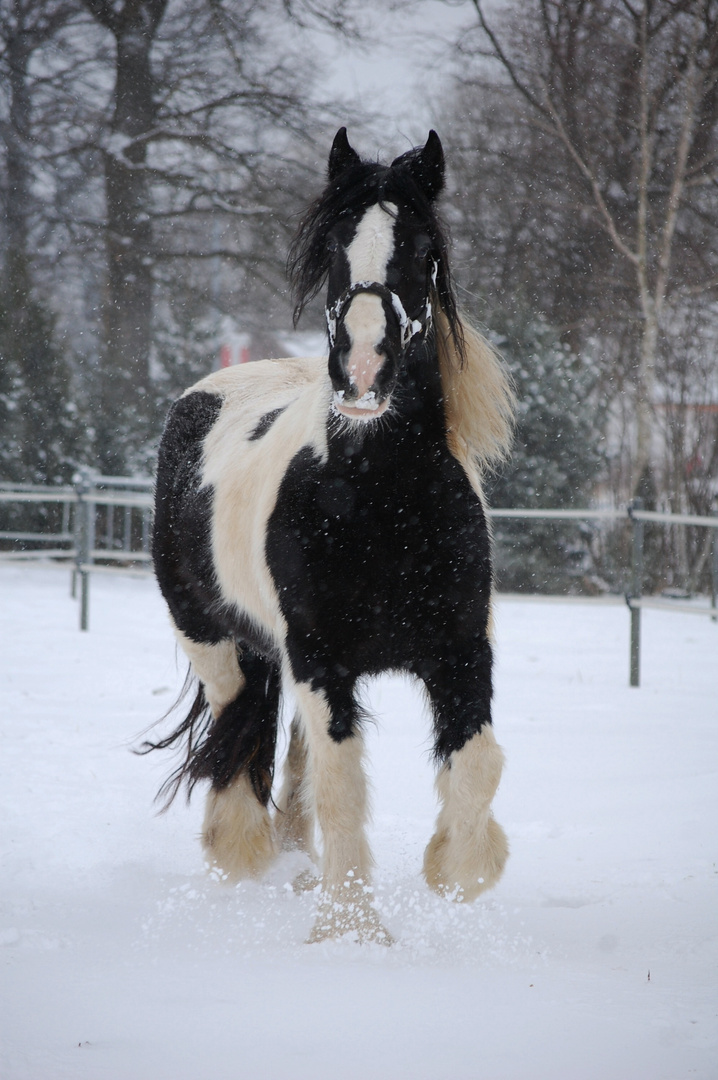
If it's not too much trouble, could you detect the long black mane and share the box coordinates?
[287,148,465,363]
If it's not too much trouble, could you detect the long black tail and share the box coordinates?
[137,649,281,811]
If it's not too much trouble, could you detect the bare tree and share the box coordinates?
[1,0,79,287]
[78,0,167,466]
[1,0,377,475]
[450,0,718,495]
[65,0,350,470]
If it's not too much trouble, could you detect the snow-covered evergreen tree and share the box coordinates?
[485,310,606,592]
[0,274,85,543]
[0,278,82,486]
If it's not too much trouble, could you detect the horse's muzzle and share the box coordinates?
[329,343,396,420]
[326,279,429,420]
[333,389,390,420]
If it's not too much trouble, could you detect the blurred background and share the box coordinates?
[1,0,717,594]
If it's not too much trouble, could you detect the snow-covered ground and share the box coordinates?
[1,563,716,1079]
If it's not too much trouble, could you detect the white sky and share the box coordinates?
[310,0,479,152]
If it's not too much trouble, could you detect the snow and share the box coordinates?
[1,563,716,1079]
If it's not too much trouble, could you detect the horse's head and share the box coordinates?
[290,129,461,421]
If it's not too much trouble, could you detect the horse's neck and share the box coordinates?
[396,338,445,424]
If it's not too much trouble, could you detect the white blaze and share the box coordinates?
[342,203,396,401]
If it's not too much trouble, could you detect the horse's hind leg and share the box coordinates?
[419,637,509,901]
[176,630,279,881]
[275,716,317,862]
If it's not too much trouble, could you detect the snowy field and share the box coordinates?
[1,562,716,1080]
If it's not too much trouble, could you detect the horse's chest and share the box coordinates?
[266,436,491,651]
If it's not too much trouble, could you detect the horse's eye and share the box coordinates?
[326,237,339,255]
[415,241,431,260]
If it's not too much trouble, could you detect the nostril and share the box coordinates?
[328,347,352,391]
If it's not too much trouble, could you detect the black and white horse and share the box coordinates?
[149,129,515,942]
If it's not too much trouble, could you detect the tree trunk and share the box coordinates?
[4,13,32,316]
[89,0,168,473]
[633,309,658,496]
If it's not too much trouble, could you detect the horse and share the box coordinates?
[148,128,515,943]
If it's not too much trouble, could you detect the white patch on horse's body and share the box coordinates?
[167,357,341,892]
[340,203,397,404]
[423,726,509,900]
[187,357,329,640]
[291,680,372,889]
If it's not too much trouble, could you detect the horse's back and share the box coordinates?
[188,354,324,401]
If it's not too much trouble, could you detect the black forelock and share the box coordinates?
[287,148,464,361]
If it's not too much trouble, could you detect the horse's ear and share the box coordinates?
[328,128,361,180]
[392,130,445,201]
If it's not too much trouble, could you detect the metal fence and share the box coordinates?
[0,471,153,630]
[0,478,716,685]
[492,503,718,685]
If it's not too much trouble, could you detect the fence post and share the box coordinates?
[70,493,77,598]
[628,498,644,686]
[708,524,712,626]
[123,505,132,551]
[74,469,94,631]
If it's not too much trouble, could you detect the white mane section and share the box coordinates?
[185,357,330,643]
[437,310,515,495]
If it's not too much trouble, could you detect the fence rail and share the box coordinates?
[1,477,716,684]
[0,471,154,630]
[490,507,625,521]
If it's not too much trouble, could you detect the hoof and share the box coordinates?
[306,883,393,945]
[292,868,321,893]
[423,816,509,902]
[202,774,278,881]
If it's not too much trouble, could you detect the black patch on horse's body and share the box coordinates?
[153,391,224,643]
[266,345,493,755]
[249,406,287,441]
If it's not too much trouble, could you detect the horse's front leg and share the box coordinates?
[419,635,509,901]
[290,677,392,944]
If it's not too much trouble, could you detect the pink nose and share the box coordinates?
[346,343,384,399]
